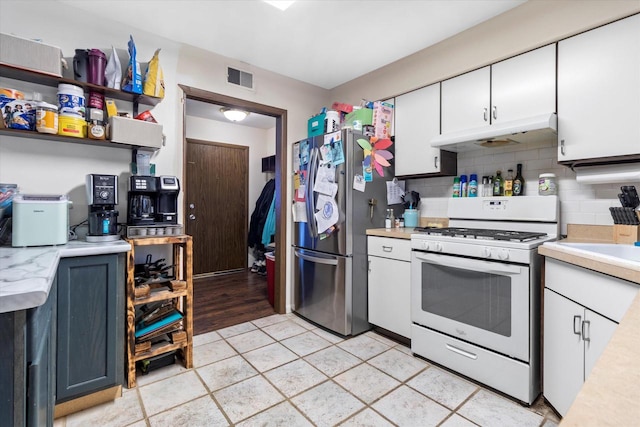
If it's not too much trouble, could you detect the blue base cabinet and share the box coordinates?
[56,254,124,403]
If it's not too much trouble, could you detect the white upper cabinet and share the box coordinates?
[394,83,445,176]
[441,44,556,135]
[558,14,640,162]
[441,67,490,134]
[491,44,556,123]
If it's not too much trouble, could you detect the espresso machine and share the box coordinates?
[127,175,180,225]
[86,174,120,242]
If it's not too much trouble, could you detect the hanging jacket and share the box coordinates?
[248,178,275,249]
[261,194,276,246]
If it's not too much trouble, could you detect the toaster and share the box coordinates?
[12,194,69,247]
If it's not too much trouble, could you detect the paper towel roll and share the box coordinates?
[574,163,640,184]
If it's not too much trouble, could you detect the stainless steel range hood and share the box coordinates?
[430,113,558,152]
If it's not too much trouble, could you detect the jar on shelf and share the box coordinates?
[538,173,557,196]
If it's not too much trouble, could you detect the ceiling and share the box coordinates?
[58,0,526,90]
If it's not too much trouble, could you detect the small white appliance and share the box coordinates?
[12,194,69,247]
[410,196,559,404]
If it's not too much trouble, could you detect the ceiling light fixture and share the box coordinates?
[220,108,249,122]
[263,1,295,11]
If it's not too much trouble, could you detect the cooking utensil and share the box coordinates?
[621,186,639,209]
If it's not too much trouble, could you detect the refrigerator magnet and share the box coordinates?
[363,159,373,182]
[353,174,366,192]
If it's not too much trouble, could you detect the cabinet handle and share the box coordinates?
[582,320,591,342]
[573,315,582,336]
[434,156,438,168]
[368,260,371,272]
[483,108,488,122]
[382,246,393,252]
[560,139,566,156]
[492,105,497,120]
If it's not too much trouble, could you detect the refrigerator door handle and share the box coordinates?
[306,146,319,238]
[294,249,339,266]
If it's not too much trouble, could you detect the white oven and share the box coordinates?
[411,249,532,361]
[409,196,558,404]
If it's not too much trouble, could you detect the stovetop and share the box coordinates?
[413,227,547,242]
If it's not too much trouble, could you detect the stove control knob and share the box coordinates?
[497,249,509,260]
[421,241,429,250]
[433,242,443,252]
[482,247,492,258]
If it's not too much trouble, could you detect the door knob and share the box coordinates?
[189,203,195,209]
[189,214,196,220]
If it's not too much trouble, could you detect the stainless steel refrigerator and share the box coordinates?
[292,129,393,336]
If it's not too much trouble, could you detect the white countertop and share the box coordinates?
[0,239,131,313]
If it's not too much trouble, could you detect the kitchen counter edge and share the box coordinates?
[0,240,131,313]
[539,242,640,426]
[366,228,418,239]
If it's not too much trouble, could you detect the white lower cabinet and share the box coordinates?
[367,236,411,339]
[543,258,638,417]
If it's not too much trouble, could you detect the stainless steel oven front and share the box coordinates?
[411,249,532,362]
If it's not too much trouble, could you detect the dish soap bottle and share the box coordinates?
[493,170,504,196]
[513,163,525,196]
[504,169,514,196]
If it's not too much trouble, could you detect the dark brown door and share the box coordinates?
[186,139,248,275]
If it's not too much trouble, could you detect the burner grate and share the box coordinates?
[417,227,547,242]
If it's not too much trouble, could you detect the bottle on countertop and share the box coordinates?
[504,169,514,197]
[468,174,478,197]
[452,177,461,198]
[493,170,504,196]
[385,209,392,229]
[485,176,494,197]
[460,175,468,197]
[513,163,525,196]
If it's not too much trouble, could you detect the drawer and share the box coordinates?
[545,258,638,322]
[367,236,411,261]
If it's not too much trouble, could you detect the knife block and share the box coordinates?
[613,224,640,244]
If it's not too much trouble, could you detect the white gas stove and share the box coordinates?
[410,196,559,404]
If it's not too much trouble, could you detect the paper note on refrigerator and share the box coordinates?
[314,194,339,233]
[353,174,366,192]
[386,180,405,205]
[314,164,337,196]
[292,201,308,223]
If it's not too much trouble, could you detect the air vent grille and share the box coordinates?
[227,67,254,89]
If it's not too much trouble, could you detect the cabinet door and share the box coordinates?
[56,255,119,402]
[543,289,585,417]
[441,67,490,134]
[492,44,556,123]
[583,308,617,382]
[395,83,441,175]
[558,14,640,161]
[367,255,411,339]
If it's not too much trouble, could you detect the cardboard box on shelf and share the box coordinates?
[371,101,394,139]
[109,116,163,149]
[1,33,62,77]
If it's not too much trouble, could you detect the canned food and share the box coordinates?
[538,173,557,196]
[36,102,58,134]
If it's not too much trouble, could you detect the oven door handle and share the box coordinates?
[413,252,523,275]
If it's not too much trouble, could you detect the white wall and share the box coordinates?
[0,1,330,311]
[185,115,275,266]
[331,1,640,235]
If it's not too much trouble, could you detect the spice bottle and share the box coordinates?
[452,177,461,198]
[460,175,468,197]
[468,174,478,197]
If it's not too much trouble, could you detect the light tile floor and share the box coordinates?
[54,314,561,427]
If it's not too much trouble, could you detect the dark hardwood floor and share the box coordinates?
[193,269,276,336]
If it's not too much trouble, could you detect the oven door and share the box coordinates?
[411,250,530,361]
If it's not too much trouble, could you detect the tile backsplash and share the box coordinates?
[405,137,639,236]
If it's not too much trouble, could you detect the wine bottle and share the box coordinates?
[513,163,525,196]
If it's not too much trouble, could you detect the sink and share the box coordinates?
[545,242,640,266]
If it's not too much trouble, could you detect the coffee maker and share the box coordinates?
[86,174,119,242]
[127,175,157,225]
[156,176,180,224]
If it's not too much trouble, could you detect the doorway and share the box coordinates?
[179,85,287,314]
[185,139,248,275]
